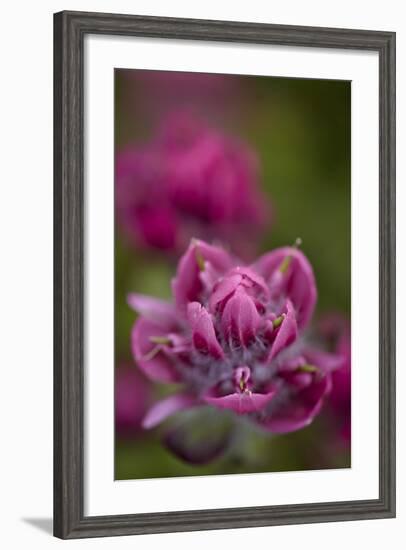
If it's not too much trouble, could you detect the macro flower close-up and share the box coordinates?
[129,239,343,444]
[114,70,351,479]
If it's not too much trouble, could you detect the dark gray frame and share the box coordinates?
[54,10,396,539]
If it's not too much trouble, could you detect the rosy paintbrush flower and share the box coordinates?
[115,114,270,257]
[115,363,152,438]
[128,239,343,441]
[319,314,351,444]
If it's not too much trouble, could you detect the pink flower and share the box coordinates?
[115,364,152,437]
[119,70,241,127]
[116,114,270,257]
[319,314,351,444]
[129,239,343,438]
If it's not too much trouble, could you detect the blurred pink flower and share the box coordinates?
[115,364,152,437]
[128,239,343,440]
[121,69,241,124]
[115,114,270,258]
[319,314,351,444]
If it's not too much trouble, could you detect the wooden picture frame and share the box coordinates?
[54,10,396,539]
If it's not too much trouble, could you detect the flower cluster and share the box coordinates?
[129,239,343,435]
[116,114,269,257]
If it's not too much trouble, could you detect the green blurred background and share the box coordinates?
[114,70,351,480]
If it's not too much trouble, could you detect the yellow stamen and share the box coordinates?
[272,314,285,329]
[298,364,318,373]
[149,336,171,345]
[195,248,205,271]
[142,346,161,362]
[279,238,302,274]
[279,255,291,274]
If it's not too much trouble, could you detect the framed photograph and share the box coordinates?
[54,10,396,539]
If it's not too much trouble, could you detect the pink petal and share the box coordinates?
[318,313,351,362]
[289,372,314,388]
[254,247,317,329]
[131,318,180,383]
[127,293,179,329]
[304,348,345,373]
[172,239,234,312]
[209,273,242,312]
[230,266,270,299]
[199,261,223,295]
[260,374,331,433]
[134,205,178,251]
[268,300,298,361]
[278,355,307,371]
[187,302,224,359]
[330,365,351,414]
[142,394,197,429]
[204,389,276,414]
[115,365,150,435]
[221,288,260,346]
